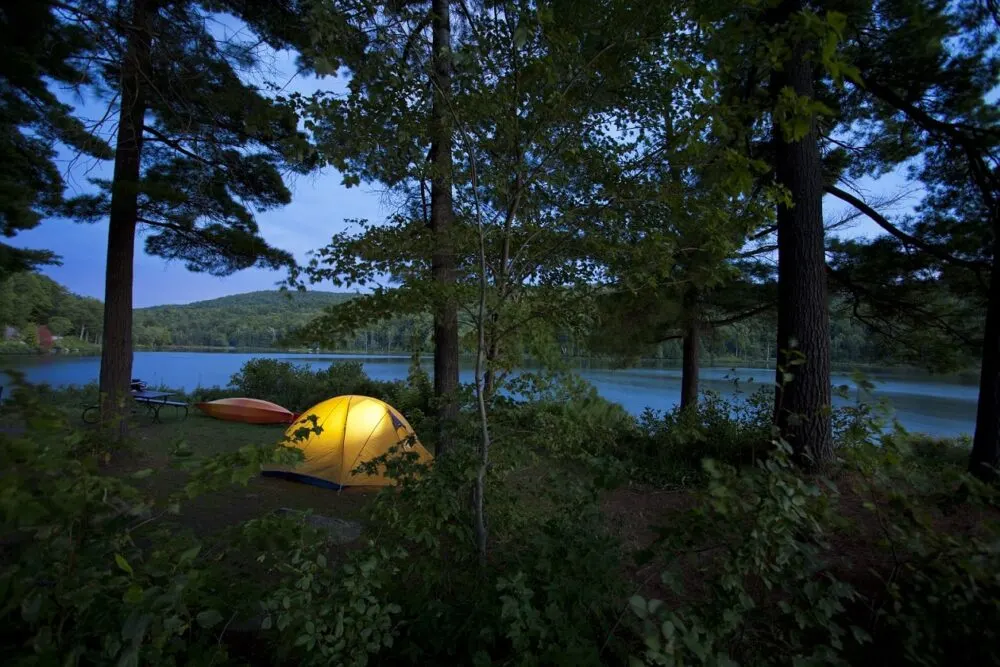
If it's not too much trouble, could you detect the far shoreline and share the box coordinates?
[0,346,981,382]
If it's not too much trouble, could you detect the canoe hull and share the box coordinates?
[195,398,295,424]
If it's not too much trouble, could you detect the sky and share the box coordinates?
[11,19,912,308]
[13,29,384,309]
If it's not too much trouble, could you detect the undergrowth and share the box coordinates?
[1,370,996,665]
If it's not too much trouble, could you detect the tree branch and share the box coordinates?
[706,303,772,329]
[824,183,987,270]
[142,124,217,169]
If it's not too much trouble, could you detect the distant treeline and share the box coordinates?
[131,290,424,352]
[133,288,894,366]
[0,274,933,367]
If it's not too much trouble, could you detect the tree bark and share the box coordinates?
[99,0,152,437]
[969,218,1000,480]
[770,0,833,467]
[429,0,459,454]
[680,288,699,411]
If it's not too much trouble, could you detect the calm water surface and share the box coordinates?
[0,351,978,437]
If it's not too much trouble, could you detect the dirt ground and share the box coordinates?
[94,411,377,537]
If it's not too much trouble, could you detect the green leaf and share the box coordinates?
[21,594,42,623]
[629,595,648,619]
[123,585,143,604]
[115,554,134,576]
[196,609,224,629]
[513,25,529,49]
[178,545,201,565]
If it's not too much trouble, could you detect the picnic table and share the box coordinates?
[81,389,188,424]
[133,390,188,423]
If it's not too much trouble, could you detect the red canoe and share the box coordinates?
[195,398,295,424]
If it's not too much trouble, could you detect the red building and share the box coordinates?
[37,325,53,352]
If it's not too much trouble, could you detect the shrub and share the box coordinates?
[336,436,627,665]
[880,430,971,472]
[632,440,862,666]
[832,372,893,448]
[241,515,403,667]
[0,381,301,665]
[4,371,997,667]
[623,388,772,485]
[632,435,1000,666]
[227,358,423,413]
[491,372,637,464]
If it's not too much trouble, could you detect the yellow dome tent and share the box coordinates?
[263,395,432,489]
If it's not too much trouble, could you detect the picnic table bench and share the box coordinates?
[81,389,188,424]
[132,390,188,423]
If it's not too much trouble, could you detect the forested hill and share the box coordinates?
[133,291,356,348]
[0,272,104,352]
[0,274,957,366]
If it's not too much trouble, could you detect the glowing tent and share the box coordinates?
[263,395,432,488]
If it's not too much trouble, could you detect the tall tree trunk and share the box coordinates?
[99,0,152,437]
[429,0,459,454]
[770,0,833,468]
[969,219,1000,480]
[680,288,699,411]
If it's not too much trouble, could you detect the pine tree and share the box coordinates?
[768,0,833,467]
[62,0,313,432]
[823,0,998,477]
[0,1,111,277]
[590,4,777,414]
[428,0,460,453]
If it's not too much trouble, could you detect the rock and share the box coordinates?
[276,508,362,545]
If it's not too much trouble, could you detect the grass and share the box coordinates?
[70,406,377,538]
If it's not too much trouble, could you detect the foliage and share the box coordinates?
[245,515,403,667]
[344,442,627,666]
[880,431,972,472]
[622,388,772,485]
[3,369,999,666]
[60,0,312,277]
[223,357,432,415]
[632,431,1000,666]
[0,270,961,368]
[0,379,299,665]
[491,372,637,463]
[842,437,1000,666]
[0,272,103,348]
[632,441,864,666]
[0,0,110,277]
[132,289,434,352]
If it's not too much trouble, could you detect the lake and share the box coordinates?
[0,351,979,437]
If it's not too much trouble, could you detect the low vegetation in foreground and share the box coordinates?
[1,361,997,666]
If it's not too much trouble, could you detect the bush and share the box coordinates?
[622,388,773,485]
[223,357,435,445]
[632,436,1000,666]
[0,381,302,665]
[225,358,432,417]
[881,430,971,471]
[491,372,637,463]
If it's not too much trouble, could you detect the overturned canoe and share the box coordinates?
[195,398,295,424]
